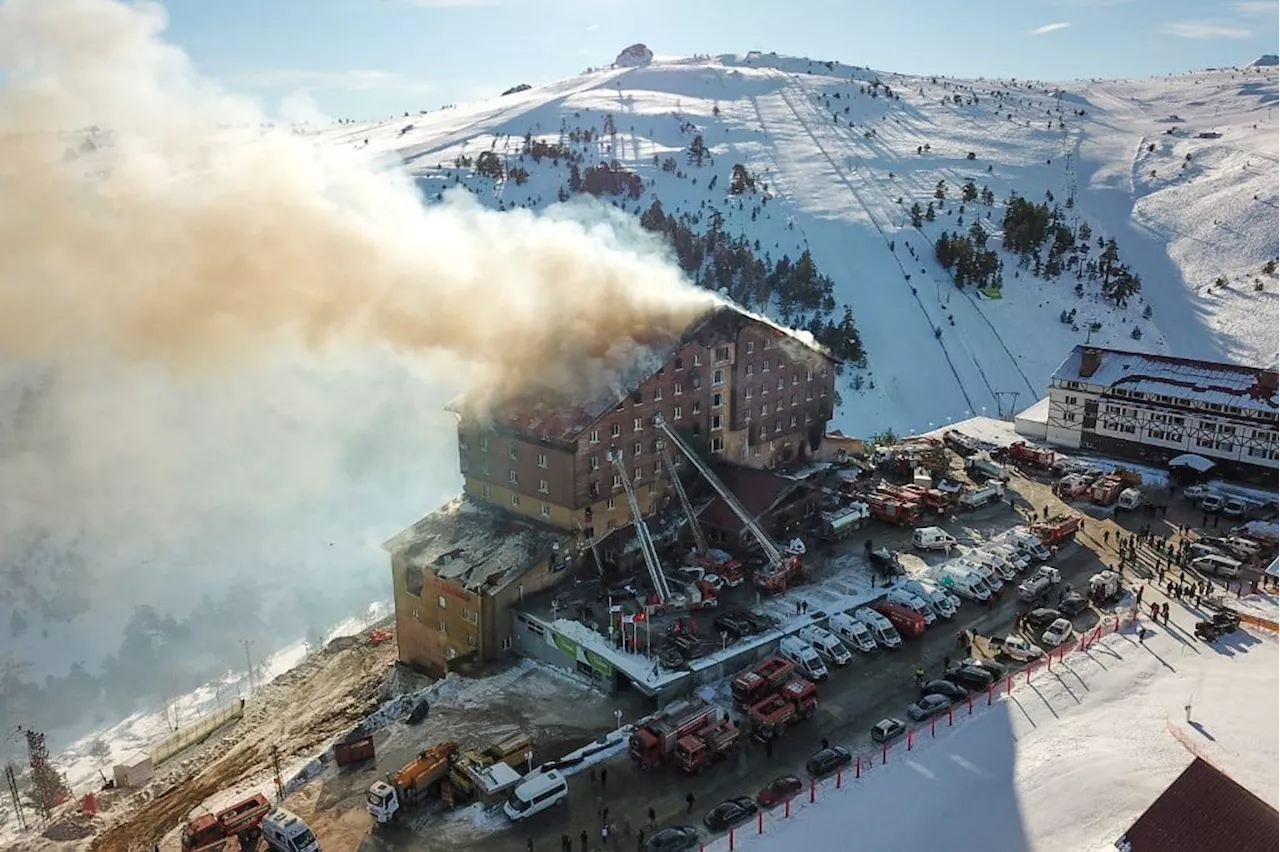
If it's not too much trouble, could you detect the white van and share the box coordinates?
[885,588,937,625]
[1117,488,1143,511]
[504,770,569,821]
[261,808,320,852]
[1223,537,1262,560]
[937,565,991,602]
[853,607,902,649]
[986,543,1029,572]
[901,579,958,619]
[828,612,878,653]
[913,526,958,551]
[965,550,1016,582]
[1191,554,1243,579]
[779,636,830,680]
[798,625,852,667]
[958,558,1003,593]
[1005,529,1052,563]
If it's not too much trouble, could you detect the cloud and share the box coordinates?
[1232,1,1276,16]
[1029,22,1070,35]
[230,67,433,94]
[1157,19,1252,39]
[586,23,599,31]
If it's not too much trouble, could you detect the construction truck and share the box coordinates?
[747,679,819,742]
[1004,442,1057,471]
[731,656,797,708]
[964,455,1009,482]
[958,482,1005,510]
[182,794,273,852]
[943,430,981,456]
[819,503,870,540]
[367,742,458,824]
[629,698,721,769]
[655,416,808,597]
[441,734,533,806]
[1030,514,1083,546]
[673,718,741,774]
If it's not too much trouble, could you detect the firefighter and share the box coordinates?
[913,666,925,687]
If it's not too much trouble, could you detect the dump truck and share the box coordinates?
[964,455,1009,482]
[629,698,721,769]
[441,733,533,806]
[367,742,458,824]
[673,719,741,774]
[943,430,981,456]
[1030,514,1083,546]
[959,482,1005,510]
[747,679,819,742]
[182,794,273,852]
[1005,442,1057,471]
[731,656,797,708]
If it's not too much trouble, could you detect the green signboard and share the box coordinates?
[584,649,614,677]
[550,631,578,658]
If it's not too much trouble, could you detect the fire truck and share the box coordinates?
[747,679,819,742]
[182,794,272,852]
[1004,442,1057,471]
[655,417,808,595]
[730,656,797,708]
[1030,514,1084,546]
[629,698,722,769]
[673,718,741,774]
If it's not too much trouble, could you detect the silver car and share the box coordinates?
[907,693,951,721]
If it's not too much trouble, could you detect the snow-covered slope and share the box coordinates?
[315,54,1279,432]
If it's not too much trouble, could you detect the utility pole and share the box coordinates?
[240,639,256,694]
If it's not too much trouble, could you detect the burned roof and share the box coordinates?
[700,464,802,534]
[1117,757,1279,852]
[1051,345,1279,415]
[458,301,835,443]
[383,498,571,593]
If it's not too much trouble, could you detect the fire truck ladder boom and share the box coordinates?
[661,447,708,556]
[655,416,784,567]
[608,450,673,604]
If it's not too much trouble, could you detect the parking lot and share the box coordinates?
[360,461,1173,852]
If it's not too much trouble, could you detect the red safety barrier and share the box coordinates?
[931,716,937,737]
[881,742,888,764]
[1046,653,1052,672]
[729,827,735,851]
[949,706,955,726]
[967,694,974,715]
[1005,674,1013,694]
[1025,663,1033,684]
[809,778,816,803]
[855,755,861,779]
[836,769,843,789]
[785,797,791,818]
[758,810,764,834]
[907,728,915,750]
[987,684,994,706]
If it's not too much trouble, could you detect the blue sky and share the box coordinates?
[160,0,1279,119]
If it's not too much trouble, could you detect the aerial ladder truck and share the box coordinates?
[608,450,674,606]
[654,416,806,593]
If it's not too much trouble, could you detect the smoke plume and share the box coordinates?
[0,0,714,720]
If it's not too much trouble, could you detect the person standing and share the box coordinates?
[685,792,696,814]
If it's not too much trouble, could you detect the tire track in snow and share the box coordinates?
[792,76,1040,400]
[772,78,981,413]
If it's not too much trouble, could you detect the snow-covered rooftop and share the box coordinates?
[1051,345,1279,414]
[382,498,570,593]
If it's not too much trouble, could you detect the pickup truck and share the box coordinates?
[989,635,1044,662]
[1016,566,1062,603]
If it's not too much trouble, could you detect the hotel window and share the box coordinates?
[693,354,702,366]
[710,436,725,453]
[653,387,663,401]
[481,484,491,500]
[692,402,702,415]
[745,386,754,399]
[776,377,785,391]
[510,493,521,508]
[611,423,621,438]
[713,369,725,386]
[746,363,754,376]
[537,479,549,494]
[479,459,490,476]
[762,359,771,372]
[438,595,448,609]
[540,503,551,518]
[674,382,683,396]
[508,470,518,485]
[712,392,723,409]
[508,442,518,460]
[590,455,600,471]
[715,346,730,362]
[673,405,683,420]
[712,414,723,431]
[606,497,616,510]
[746,341,755,354]
[589,428,599,444]
[633,417,643,432]
[633,467,643,482]
[612,473,622,488]
[537,453,547,468]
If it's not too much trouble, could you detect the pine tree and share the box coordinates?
[910,202,923,228]
[925,202,936,222]
[934,180,947,200]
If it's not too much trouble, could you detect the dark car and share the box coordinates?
[960,658,1007,680]
[945,664,995,692]
[806,745,853,777]
[920,679,969,701]
[870,548,904,576]
[703,797,759,832]
[1058,593,1089,617]
[870,718,907,744]
[1024,608,1063,630]
[646,826,700,852]
[713,613,754,638]
[756,775,804,808]
[741,611,776,632]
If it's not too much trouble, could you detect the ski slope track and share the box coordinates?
[310,55,1276,434]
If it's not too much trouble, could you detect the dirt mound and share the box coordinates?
[43,814,99,842]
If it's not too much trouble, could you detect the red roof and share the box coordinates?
[700,465,800,534]
[1118,758,1278,852]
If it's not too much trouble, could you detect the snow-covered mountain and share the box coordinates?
[315,52,1279,434]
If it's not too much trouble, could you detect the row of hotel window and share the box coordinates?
[1058,385,1275,421]
[472,483,657,521]
[1059,403,1279,460]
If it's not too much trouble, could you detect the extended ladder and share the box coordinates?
[608,450,673,604]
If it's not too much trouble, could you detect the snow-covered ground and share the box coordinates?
[700,620,1279,852]
[314,54,1279,438]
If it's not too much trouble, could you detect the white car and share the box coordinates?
[1041,618,1074,648]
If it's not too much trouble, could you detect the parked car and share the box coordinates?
[1041,618,1073,648]
[755,775,804,808]
[907,693,952,721]
[945,664,995,692]
[741,611,776,633]
[1222,497,1248,518]
[961,658,1008,680]
[703,797,758,832]
[870,718,907,744]
[713,613,754,639]
[1024,608,1063,631]
[920,679,969,702]
[805,746,853,777]
[1200,493,1224,513]
[1058,593,1089,617]
[646,826,701,852]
